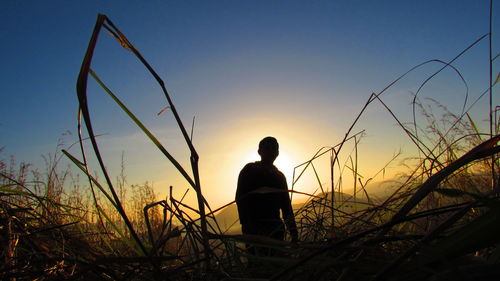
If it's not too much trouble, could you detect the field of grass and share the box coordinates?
[1,14,499,281]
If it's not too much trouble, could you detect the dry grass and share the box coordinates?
[1,13,499,281]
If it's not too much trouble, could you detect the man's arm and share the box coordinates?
[236,164,251,225]
[279,175,298,241]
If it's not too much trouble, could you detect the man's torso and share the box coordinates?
[236,162,287,225]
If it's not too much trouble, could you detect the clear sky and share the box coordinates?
[1,0,497,208]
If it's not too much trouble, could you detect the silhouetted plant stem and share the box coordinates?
[76,15,147,255]
[75,14,212,265]
[105,15,212,266]
[411,34,487,141]
[489,0,496,191]
[330,148,335,231]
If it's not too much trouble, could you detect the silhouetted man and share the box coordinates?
[236,137,298,253]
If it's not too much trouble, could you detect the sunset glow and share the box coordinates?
[1,2,498,278]
[1,0,496,214]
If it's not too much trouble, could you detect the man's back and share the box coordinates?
[236,161,288,225]
[235,137,298,243]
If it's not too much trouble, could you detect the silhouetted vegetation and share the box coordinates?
[1,13,499,281]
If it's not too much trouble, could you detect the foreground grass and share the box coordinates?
[1,135,499,281]
[1,13,499,281]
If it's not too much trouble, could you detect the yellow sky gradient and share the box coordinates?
[137,107,411,211]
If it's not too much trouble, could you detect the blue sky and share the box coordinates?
[0,0,497,206]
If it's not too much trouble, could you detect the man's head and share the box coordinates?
[258,136,279,164]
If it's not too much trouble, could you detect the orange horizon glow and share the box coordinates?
[144,113,410,213]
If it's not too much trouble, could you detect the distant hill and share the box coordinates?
[212,191,373,234]
[363,178,406,199]
[211,204,240,234]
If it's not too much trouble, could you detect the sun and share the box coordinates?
[241,148,297,186]
[274,151,295,181]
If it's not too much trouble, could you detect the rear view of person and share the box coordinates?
[235,137,298,255]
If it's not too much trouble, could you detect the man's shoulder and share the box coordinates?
[242,161,260,170]
[240,162,285,177]
[239,162,259,175]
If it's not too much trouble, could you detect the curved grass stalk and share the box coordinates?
[76,15,147,256]
[75,14,213,261]
[410,34,487,143]
[102,16,213,257]
[88,69,196,188]
[270,136,499,281]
